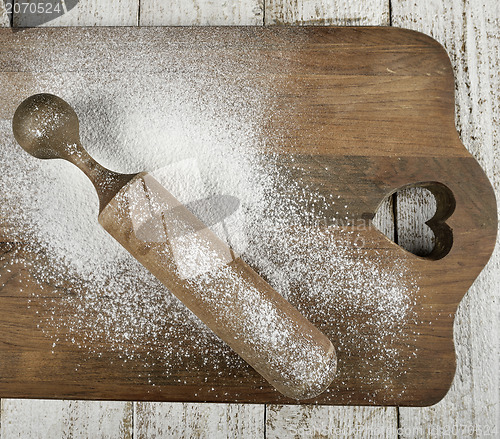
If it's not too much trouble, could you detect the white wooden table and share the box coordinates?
[0,1,498,438]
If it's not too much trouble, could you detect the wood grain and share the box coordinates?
[140,0,264,25]
[396,187,435,257]
[266,405,396,438]
[0,0,9,27]
[393,0,500,437]
[3,2,139,438]
[265,0,397,437]
[263,2,397,437]
[133,1,266,434]
[373,197,395,242]
[134,403,264,438]
[13,0,139,27]
[265,0,389,25]
[1,399,133,438]
[0,27,496,407]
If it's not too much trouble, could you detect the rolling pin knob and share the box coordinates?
[12,93,338,400]
[12,93,79,160]
[13,93,135,211]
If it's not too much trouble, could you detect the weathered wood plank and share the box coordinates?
[139,0,264,25]
[134,403,265,438]
[0,399,133,438]
[373,196,395,242]
[266,405,397,438]
[393,0,500,437]
[263,0,397,436]
[134,3,266,437]
[13,0,139,27]
[265,0,389,25]
[3,2,139,439]
[396,187,435,257]
[0,0,10,27]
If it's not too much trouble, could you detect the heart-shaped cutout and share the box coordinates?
[374,183,455,259]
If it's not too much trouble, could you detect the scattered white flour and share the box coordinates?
[0,30,420,398]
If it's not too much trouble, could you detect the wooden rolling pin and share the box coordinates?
[12,93,337,400]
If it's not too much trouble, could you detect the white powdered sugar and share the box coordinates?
[0,32,420,395]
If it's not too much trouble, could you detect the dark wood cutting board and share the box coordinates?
[0,27,496,406]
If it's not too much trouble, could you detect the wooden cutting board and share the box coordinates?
[0,27,496,406]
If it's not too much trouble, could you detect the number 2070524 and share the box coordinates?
[5,2,63,15]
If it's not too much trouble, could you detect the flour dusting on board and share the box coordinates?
[0,34,420,397]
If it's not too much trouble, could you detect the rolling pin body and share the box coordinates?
[99,172,336,399]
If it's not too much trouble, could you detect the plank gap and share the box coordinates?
[132,402,136,439]
[263,404,267,438]
[396,406,401,438]
[8,0,12,27]
[392,192,398,245]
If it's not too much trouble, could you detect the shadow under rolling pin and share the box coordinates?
[12,93,337,400]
